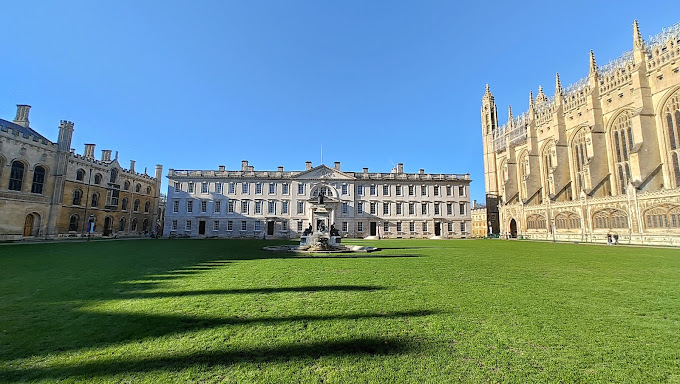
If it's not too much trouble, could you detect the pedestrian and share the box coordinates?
[607,234,612,245]
[614,234,619,245]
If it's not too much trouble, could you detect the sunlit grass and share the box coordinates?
[1,239,679,383]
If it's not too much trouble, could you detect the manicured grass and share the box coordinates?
[1,239,679,383]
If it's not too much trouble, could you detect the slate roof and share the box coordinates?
[0,118,52,144]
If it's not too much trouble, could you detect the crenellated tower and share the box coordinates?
[481,84,499,195]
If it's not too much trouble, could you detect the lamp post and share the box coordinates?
[81,168,92,238]
[87,214,94,241]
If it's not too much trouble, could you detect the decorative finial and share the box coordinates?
[589,50,598,76]
[537,85,544,97]
[633,20,644,49]
[508,105,513,122]
[555,73,563,95]
[529,90,534,108]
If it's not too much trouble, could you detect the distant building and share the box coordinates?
[165,161,471,239]
[0,104,162,240]
[471,200,488,238]
[482,20,680,246]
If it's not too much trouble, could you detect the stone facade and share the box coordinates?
[481,20,680,246]
[165,161,471,239]
[471,201,488,238]
[0,104,162,240]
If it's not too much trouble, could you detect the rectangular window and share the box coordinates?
[282,183,289,195]
[409,222,415,232]
[227,220,233,231]
[173,200,179,213]
[255,183,262,194]
[396,222,402,232]
[342,221,348,232]
[174,182,180,192]
[187,200,193,213]
[241,220,247,231]
[357,185,363,195]
[342,202,348,214]
[459,186,465,196]
[396,203,402,215]
[188,183,194,193]
[433,186,439,196]
[421,203,427,215]
[254,221,261,231]
[357,202,364,214]
[268,201,275,214]
[447,203,453,215]
[242,183,248,194]
[297,201,304,214]
[186,220,192,230]
[342,184,348,195]
[396,185,402,196]
[422,222,427,232]
[297,221,303,232]
[213,220,219,231]
[383,185,389,196]
[201,201,207,213]
[202,182,208,194]
[214,200,221,213]
[171,220,177,230]
[446,186,452,196]
[298,183,304,195]
[384,222,389,232]
[460,222,466,232]
[370,202,377,215]
[434,203,440,215]
[228,200,235,213]
[383,202,389,215]
[241,201,248,214]
[459,203,465,215]
[409,203,415,215]
[255,201,262,214]
[229,183,235,194]
[448,222,453,232]
[282,221,288,231]
[358,222,364,232]
[269,183,275,194]
[421,185,427,196]
[370,185,377,195]
[215,183,222,194]
[408,185,414,196]
[282,201,289,214]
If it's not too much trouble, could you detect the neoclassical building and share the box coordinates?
[482,20,680,246]
[165,161,471,239]
[471,200,488,238]
[0,104,162,240]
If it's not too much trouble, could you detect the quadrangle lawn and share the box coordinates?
[0,239,679,383]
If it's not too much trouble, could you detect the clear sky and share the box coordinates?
[2,1,680,203]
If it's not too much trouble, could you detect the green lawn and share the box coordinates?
[1,239,679,383]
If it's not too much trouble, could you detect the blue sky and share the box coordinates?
[2,1,680,202]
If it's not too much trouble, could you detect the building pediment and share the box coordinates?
[295,165,355,180]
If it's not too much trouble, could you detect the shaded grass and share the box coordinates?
[1,239,679,383]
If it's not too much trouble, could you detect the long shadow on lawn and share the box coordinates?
[0,337,412,382]
[121,285,384,298]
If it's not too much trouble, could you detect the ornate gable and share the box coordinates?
[295,165,355,180]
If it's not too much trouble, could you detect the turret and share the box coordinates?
[481,84,500,195]
[481,84,498,135]
[57,120,74,152]
[588,50,599,88]
[554,73,563,106]
[633,20,647,64]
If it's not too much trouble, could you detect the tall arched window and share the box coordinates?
[9,161,25,191]
[69,215,79,232]
[76,169,85,181]
[121,197,128,211]
[94,173,102,185]
[73,190,82,205]
[119,217,127,231]
[131,218,138,232]
[662,91,680,186]
[144,201,150,213]
[91,193,99,207]
[572,128,588,194]
[518,151,528,200]
[135,183,141,193]
[110,168,118,184]
[541,141,555,196]
[31,166,46,194]
[134,199,140,212]
[611,111,633,194]
[593,209,628,230]
[645,205,680,229]
[146,186,151,194]
[124,181,130,190]
[142,219,149,232]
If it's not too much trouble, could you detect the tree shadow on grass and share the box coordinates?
[290,254,423,259]
[121,285,384,298]
[0,337,412,382]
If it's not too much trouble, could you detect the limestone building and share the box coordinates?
[471,201,488,238]
[0,104,162,240]
[482,21,680,246]
[165,161,471,239]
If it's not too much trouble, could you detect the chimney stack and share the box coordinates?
[84,144,96,159]
[155,164,163,183]
[241,160,249,171]
[130,160,136,173]
[101,150,112,162]
[306,161,312,170]
[218,165,225,172]
[397,163,404,173]
[419,168,425,174]
[334,161,341,171]
[363,167,369,174]
[278,166,284,172]
[13,105,30,128]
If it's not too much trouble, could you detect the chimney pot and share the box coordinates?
[305,161,312,170]
[397,163,404,173]
[101,149,112,162]
[13,105,31,127]
[130,160,136,173]
[84,144,96,159]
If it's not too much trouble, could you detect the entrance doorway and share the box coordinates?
[434,222,441,236]
[267,221,275,236]
[198,220,206,235]
[509,219,517,238]
[23,214,35,236]
[103,217,112,236]
[369,222,377,236]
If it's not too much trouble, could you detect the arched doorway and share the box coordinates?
[509,219,518,238]
[103,217,113,237]
[23,213,40,237]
